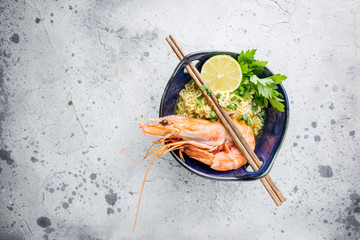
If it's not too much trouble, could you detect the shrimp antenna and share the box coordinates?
[132,134,171,232]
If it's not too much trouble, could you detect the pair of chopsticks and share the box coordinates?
[166,35,286,206]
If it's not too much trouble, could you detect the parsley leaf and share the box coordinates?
[250,75,274,86]
[270,74,287,84]
[269,98,285,112]
[234,49,287,112]
[253,60,268,68]
[257,83,278,99]
[238,49,257,64]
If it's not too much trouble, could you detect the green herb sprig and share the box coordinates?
[234,49,287,112]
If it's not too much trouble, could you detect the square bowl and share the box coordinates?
[159,51,289,180]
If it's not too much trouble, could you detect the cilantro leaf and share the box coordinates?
[257,83,278,99]
[238,49,257,65]
[270,74,287,84]
[253,66,265,76]
[243,49,256,62]
[250,75,274,86]
[240,64,252,76]
[235,49,287,113]
[263,98,268,108]
[253,60,268,68]
[269,98,285,112]
[252,60,267,75]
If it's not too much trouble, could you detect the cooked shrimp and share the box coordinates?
[132,115,255,231]
[139,115,255,171]
[182,119,255,171]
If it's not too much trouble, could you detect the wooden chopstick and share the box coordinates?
[166,35,285,205]
[168,35,286,203]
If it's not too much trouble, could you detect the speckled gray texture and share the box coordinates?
[0,0,359,239]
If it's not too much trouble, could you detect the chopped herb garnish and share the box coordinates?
[196,100,203,107]
[245,118,251,126]
[216,93,221,99]
[207,90,212,96]
[68,101,73,105]
[210,111,216,118]
[200,84,208,91]
[188,79,194,85]
[236,99,242,103]
[252,105,259,111]
[242,113,248,120]
[210,118,216,123]
[231,96,237,101]
[243,91,252,99]
[234,104,237,110]
[227,104,235,109]
[197,95,204,100]
[258,110,265,117]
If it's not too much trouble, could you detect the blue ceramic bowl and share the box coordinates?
[159,51,289,181]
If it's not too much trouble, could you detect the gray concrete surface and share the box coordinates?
[0,0,360,239]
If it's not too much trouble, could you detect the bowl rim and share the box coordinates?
[159,50,289,181]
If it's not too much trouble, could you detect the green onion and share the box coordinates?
[188,79,194,85]
[216,93,221,99]
[197,95,204,100]
[68,101,73,105]
[207,90,212,96]
[196,100,203,107]
[252,105,259,111]
[236,99,242,103]
[231,96,237,101]
[227,104,235,109]
[210,111,216,118]
[200,84,208,91]
[242,113,248,120]
[258,110,265,117]
[234,104,237,110]
[259,116,264,123]
[210,118,216,123]
[243,92,251,99]
[245,118,251,126]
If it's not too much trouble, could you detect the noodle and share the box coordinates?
[175,82,264,136]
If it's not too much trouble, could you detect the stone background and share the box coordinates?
[0,0,359,239]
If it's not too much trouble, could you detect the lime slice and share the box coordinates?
[201,55,242,92]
